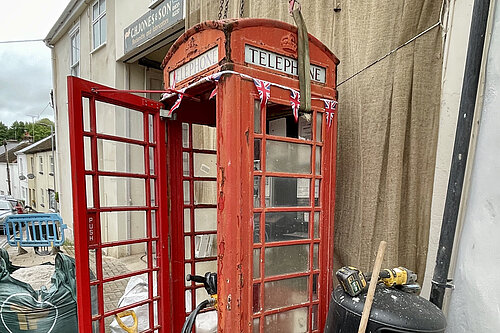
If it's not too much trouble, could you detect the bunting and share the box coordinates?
[253,78,271,112]
[168,88,186,116]
[323,99,337,128]
[290,90,301,122]
[207,73,222,99]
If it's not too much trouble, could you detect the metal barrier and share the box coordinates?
[3,213,67,248]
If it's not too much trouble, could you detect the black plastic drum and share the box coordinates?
[324,285,446,332]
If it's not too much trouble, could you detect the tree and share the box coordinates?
[26,118,54,142]
[7,121,28,141]
[0,122,8,142]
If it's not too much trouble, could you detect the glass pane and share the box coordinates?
[316,112,322,142]
[185,236,191,259]
[101,245,148,279]
[265,244,309,277]
[253,318,260,333]
[151,210,157,237]
[185,289,192,312]
[312,304,318,330]
[184,208,191,232]
[84,137,92,171]
[298,114,313,140]
[97,139,145,174]
[192,124,216,150]
[83,97,90,132]
[149,147,155,175]
[266,177,310,207]
[93,23,99,49]
[266,104,304,139]
[264,307,308,332]
[254,99,261,134]
[195,234,217,258]
[148,114,154,143]
[99,0,105,15]
[195,260,217,276]
[100,211,146,243]
[253,248,260,279]
[266,140,311,174]
[100,16,107,44]
[89,249,97,281]
[92,3,99,20]
[194,181,217,204]
[95,102,144,140]
[313,243,318,270]
[313,274,318,300]
[99,176,145,207]
[185,263,191,286]
[253,176,261,208]
[265,212,309,242]
[182,123,190,148]
[254,139,261,171]
[183,181,190,204]
[315,179,320,206]
[86,175,94,208]
[313,212,320,239]
[194,153,216,177]
[253,213,260,243]
[315,146,321,175]
[253,283,261,313]
[194,208,217,232]
[183,152,190,176]
[264,276,308,310]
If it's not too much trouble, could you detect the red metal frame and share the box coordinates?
[68,77,171,332]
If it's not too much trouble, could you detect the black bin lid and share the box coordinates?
[332,285,446,331]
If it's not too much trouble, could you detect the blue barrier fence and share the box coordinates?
[3,213,67,247]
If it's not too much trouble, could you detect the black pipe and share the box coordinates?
[429,0,491,308]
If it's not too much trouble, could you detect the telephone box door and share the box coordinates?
[67,77,170,332]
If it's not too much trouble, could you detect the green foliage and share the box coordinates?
[0,122,8,142]
[2,118,54,143]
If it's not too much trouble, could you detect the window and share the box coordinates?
[48,189,57,211]
[50,156,55,174]
[30,157,35,173]
[40,189,45,207]
[70,24,80,76]
[39,156,44,174]
[92,0,106,50]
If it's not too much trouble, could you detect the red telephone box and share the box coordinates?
[68,18,338,333]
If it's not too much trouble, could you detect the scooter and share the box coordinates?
[181,272,218,333]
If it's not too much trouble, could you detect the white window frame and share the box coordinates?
[50,156,55,174]
[39,156,44,174]
[69,23,80,76]
[92,0,106,50]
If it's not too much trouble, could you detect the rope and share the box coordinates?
[338,0,447,87]
[240,0,245,18]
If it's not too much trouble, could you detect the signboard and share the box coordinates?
[169,46,219,83]
[245,44,326,83]
[124,0,184,54]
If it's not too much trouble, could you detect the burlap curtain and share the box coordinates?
[186,0,444,277]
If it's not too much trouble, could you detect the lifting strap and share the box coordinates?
[290,0,311,112]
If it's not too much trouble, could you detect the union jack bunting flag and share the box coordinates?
[253,78,271,112]
[290,89,301,122]
[207,73,222,99]
[168,88,186,116]
[170,71,177,90]
[323,99,338,127]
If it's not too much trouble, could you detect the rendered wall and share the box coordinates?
[445,1,500,331]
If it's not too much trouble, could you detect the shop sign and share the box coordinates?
[244,44,326,83]
[124,0,184,54]
[169,46,219,83]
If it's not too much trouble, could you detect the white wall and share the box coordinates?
[445,1,500,331]
[0,162,20,198]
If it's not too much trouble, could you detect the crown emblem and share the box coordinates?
[281,33,297,54]
[186,37,198,57]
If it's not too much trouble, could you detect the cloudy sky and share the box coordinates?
[0,1,69,126]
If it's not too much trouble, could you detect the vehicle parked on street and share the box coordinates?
[0,199,17,235]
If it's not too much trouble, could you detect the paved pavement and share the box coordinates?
[0,235,6,248]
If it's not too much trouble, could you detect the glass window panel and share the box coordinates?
[82,97,90,132]
[195,234,217,258]
[312,304,318,330]
[92,3,99,20]
[316,113,323,142]
[183,152,190,176]
[266,140,311,174]
[195,288,212,306]
[185,263,191,286]
[185,289,192,312]
[86,175,94,208]
[100,16,106,45]
[194,153,216,177]
[253,318,260,333]
[148,114,154,143]
[254,139,261,171]
[265,212,309,242]
[183,181,190,204]
[313,244,319,270]
[264,307,308,332]
[182,123,190,148]
[264,276,309,310]
[195,260,217,276]
[184,208,191,232]
[149,147,155,175]
[192,124,216,150]
[98,176,145,207]
[314,212,320,239]
[266,177,310,207]
[84,137,92,171]
[97,139,145,174]
[194,208,217,232]
[265,244,309,277]
[93,23,99,49]
[313,274,318,301]
[95,102,144,141]
[315,179,320,206]
[298,114,313,140]
[99,211,146,243]
[315,146,321,175]
[89,249,97,282]
[194,181,217,204]
[99,0,105,14]
[254,99,261,134]
[185,236,191,259]
[101,244,148,279]
[253,213,260,243]
[266,104,302,139]
[151,210,157,237]
[253,248,260,279]
[253,283,261,313]
[253,176,261,208]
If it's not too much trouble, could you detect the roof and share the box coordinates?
[44,0,85,46]
[16,135,56,155]
[0,142,31,163]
